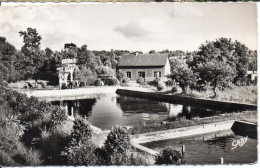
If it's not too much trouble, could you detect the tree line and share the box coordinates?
[0,28,257,94]
[168,38,257,97]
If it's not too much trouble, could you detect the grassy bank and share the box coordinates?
[129,110,257,134]
[190,85,257,105]
[160,85,257,105]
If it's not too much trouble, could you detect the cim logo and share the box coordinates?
[231,136,248,150]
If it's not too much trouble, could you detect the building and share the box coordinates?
[117,53,171,82]
[57,58,79,89]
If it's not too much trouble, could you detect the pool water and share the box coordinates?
[52,93,242,130]
[143,133,257,164]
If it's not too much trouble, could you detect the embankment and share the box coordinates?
[116,89,257,112]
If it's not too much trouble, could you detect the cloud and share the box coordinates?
[114,22,151,41]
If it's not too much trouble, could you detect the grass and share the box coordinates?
[191,85,257,105]
[162,85,257,105]
[129,110,257,134]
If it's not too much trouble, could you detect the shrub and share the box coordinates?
[94,78,103,86]
[50,106,67,128]
[136,78,145,85]
[155,148,184,165]
[116,70,125,82]
[172,86,178,93]
[104,126,131,165]
[61,117,94,165]
[120,77,130,86]
[157,82,165,91]
[165,79,174,86]
[104,78,118,86]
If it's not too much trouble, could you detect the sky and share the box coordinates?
[0,3,257,53]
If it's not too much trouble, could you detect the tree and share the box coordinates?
[248,50,257,71]
[168,59,197,93]
[190,38,252,87]
[196,57,236,97]
[0,36,19,83]
[155,148,184,165]
[19,28,43,87]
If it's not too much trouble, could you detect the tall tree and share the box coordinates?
[19,28,43,87]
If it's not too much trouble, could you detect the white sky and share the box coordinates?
[0,2,257,52]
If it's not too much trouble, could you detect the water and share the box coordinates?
[143,133,257,164]
[52,93,236,130]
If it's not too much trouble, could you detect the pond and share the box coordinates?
[52,93,234,130]
[142,132,257,164]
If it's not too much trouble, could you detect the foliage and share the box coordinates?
[104,78,118,86]
[50,106,67,127]
[19,28,44,84]
[168,59,197,93]
[172,86,178,93]
[104,126,131,165]
[196,57,236,97]
[95,78,103,86]
[61,118,95,165]
[136,77,145,85]
[120,77,130,86]
[74,66,97,86]
[189,38,256,90]
[155,148,184,165]
[96,66,115,77]
[116,70,125,81]
[157,81,165,91]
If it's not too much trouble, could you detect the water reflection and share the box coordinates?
[51,94,232,130]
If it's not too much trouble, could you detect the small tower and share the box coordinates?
[57,58,78,89]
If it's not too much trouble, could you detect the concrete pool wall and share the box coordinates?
[116,89,257,111]
[131,120,257,156]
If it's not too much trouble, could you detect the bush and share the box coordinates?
[104,78,118,86]
[120,77,130,86]
[136,78,145,85]
[172,86,178,93]
[104,126,131,165]
[157,82,165,91]
[61,117,95,165]
[50,106,67,128]
[165,79,174,86]
[155,148,184,165]
[95,79,103,86]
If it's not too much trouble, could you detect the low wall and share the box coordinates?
[130,120,235,156]
[116,89,257,112]
[131,120,235,144]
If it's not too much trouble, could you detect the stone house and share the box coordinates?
[117,53,171,82]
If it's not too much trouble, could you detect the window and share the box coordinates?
[154,71,161,78]
[126,72,131,79]
[138,71,145,78]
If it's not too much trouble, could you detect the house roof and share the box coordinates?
[117,53,169,67]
